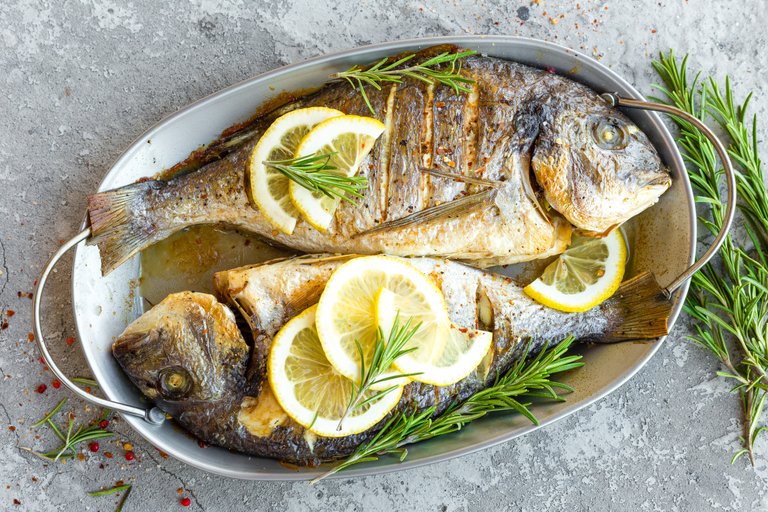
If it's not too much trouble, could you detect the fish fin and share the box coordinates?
[87,181,161,276]
[420,167,501,188]
[354,189,497,237]
[592,271,672,343]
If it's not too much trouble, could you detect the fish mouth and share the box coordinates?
[112,329,159,359]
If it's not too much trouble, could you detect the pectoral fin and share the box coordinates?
[354,189,497,237]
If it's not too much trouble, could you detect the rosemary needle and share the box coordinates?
[329,50,478,115]
[263,152,368,206]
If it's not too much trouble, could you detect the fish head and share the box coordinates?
[531,100,671,235]
[112,292,248,415]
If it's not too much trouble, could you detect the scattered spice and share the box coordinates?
[37,384,47,394]
[104,452,113,459]
[52,380,61,389]
[66,338,74,345]
[28,333,34,342]
[77,454,85,461]
[13,499,21,505]
[177,488,184,494]
[123,443,133,451]
[99,420,109,429]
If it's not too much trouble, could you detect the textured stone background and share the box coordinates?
[1,0,767,510]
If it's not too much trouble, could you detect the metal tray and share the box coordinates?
[59,36,698,480]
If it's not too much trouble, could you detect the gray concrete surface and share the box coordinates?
[1,0,767,510]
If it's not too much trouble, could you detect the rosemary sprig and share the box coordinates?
[337,313,422,431]
[88,484,132,496]
[652,50,768,465]
[330,50,478,115]
[71,377,99,387]
[88,484,133,512]
[20,407,114,462]
[264,153,368,205]
[313,337,582,483]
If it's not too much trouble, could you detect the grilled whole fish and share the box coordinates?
[89,46,671,276]
[112,255,671,464]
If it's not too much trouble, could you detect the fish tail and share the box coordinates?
[595,271,672,343]
[87,181,163,276]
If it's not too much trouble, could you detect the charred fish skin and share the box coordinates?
[88,47,670,276]
[113,255,671,465]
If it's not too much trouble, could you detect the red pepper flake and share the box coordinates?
[52,380,61,389]
[1,323,8,330]
[89,442,99,452]
[40,357,45,364]
[458,327,469,333]
[116,480,125,486]
[155,447,169,459]
[652,29,657,33]
[66,337,75,345]
[195,239,201,245]
[197,440,210,449]
[124,451,135,461]
[200,194,208,200]
[99,420,109,429]
[435,101,446,108]
[8,426,15,432]
[181,498,191,507]
[28,293,33,300]
[244,239,250,246]
[31,478,37,483]
[104,452,113,459]
[546,67,555,73]
[13,499,21,505]
[7,310,14,317]
[28,333,34,342]
[37,384,47,393]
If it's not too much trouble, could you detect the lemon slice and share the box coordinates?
[524,229,627,312]
[290,115,386,232]
[246,107,344,234]
[375,288,494,386]
[315,256,446,389]
[268,304,403,438]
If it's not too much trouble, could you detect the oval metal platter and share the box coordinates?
[70,35,695,480]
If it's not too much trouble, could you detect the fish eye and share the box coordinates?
[592,121,627,150]
[157,366,193,399]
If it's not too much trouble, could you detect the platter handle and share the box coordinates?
[601,93,736,299]
[32,228,166,425]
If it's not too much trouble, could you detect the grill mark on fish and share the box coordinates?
[386,78,428,221]
[420,82,435,210]
[428,82,470,207]
[332,82,391,237]
[379,84,398,221]
[463,78,480,177]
